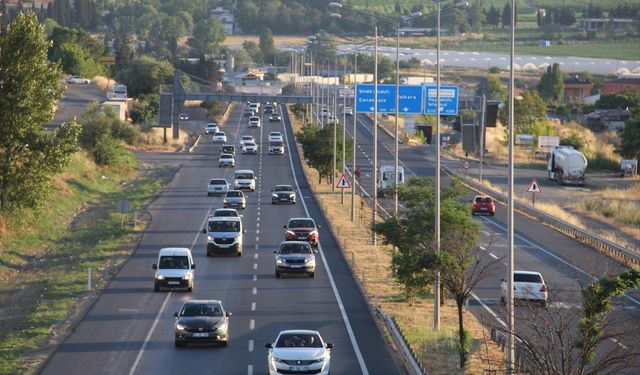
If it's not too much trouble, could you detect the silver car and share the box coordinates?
[218,153,235,167]
[274,241,316,278]
[207,178,229,196]
[223,190,246,209]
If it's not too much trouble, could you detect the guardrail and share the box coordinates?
[442,163,640,267]
[374,300,426,375]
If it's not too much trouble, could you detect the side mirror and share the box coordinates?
[173,312,179,318]
[202,228,207,234]
[326,343,334,349]
[500,278,506,283]
[313,249,319,254]
[152,264,157,270]
[317,225,322,229]
[191,264,196,269]
[226,312,232,317]
[265,343,273,349]
[283,225,287,228]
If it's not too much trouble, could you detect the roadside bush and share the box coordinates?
[200,100,223,121]
[488,66,501,73]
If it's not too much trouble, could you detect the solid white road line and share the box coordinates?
[489,253,499,260]
[282,112,370,375]
[128,292,172,375]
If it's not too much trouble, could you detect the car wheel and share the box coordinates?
[275,271,281,278]
[490,212,495,216]
[207,192,211,196]
[500,296,506,305]
[237,251,242,257]
[187,283,193,292]
[154,282,160,292]
[175,340,182,348]
[221,340,228,347]
[309,272,315,278]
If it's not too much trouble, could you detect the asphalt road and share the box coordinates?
[347,113,640,367]
[47,81,105,127]
[39,105,400,374]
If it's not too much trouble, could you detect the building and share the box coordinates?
[602,76,640,95]
[579,18,638,32]
[210,7,234,35]
[563,76,593,102]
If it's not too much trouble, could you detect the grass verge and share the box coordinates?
[288,108,505,374]
[0,151,176,373]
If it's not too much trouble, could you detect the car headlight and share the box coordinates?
[272,193,278,198]
[215,322,227,331]
[223,199,229,203]
[286,230,295,236]
[305,257,315,264]
[155,274,164,280]
[289,194,295,198]
[183,274,191,280]
[271,356,284,363]
[175,324,186,331]
[312,357,326,363]
[207,235,213,241]
[276,258,285,264]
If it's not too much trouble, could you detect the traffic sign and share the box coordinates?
[462,160,470,170]
[355,84,422,114]
[527,178,542,193]
[423,85,459,115]
[99,56,116,64]
[336,174,351,189]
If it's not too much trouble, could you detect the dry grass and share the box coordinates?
[288,108,506,374]
[130,128,191,152]
[92,75,110,91]
[224,35,309,46]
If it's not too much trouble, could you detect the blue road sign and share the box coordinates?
[355,84,422,114]
[424,85,459,115]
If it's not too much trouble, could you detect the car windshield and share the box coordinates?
[250,117,259,121]
[235,173,254,179]
[180,303,223,317]
[208,220,240,232]
[514,273,543,283]
[475,197,492,203]
[270,141,283,147]
[159,255,189,269]
[226,191,243,198]
[270,133,281,137]
[279,243,311,254]
[289,219,315,228]
[210,179,226,185]
[215,132,225,136]
[276,333,323,348]
[213,210,238,217]
[242,136,253,141]
[220,154,233,159]
[274,186,293,192]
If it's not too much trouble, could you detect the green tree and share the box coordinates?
[297,123,352,184]
[538,63,564,103]
[616,117,640,160]
[116,56,174,97]
[480,76,507,102]
[259,27,275,65]
[468,0,486,32]
[595,92,640,115]
[188,18,226,57]
[243,40,263,64]
[485,5,500,27]
[130,93,159,126]
[0,12,80,212]
[499,90,550,137]
[57,42,104,77]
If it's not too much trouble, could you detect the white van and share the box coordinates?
[234,169,256,191]
[152,248,195,292]
[203,217,245,256]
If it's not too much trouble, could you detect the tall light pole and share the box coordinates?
[507,0,516,372]
[351,44,358,221]
[394,21,400,216]
[373,25,378,246]
[433,0,443,331]
[333,56,338,190]
[342,52,347,205]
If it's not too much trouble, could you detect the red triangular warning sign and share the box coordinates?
[336,174,351,189]
[527,178,542,193]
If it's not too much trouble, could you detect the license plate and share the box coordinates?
[480,208,487,210]
[193,333,209,337]
[168,281,179,285]
[298,236,307,240]
[289,265,302,268]
[280,198,289,201]
[289,366,308,371]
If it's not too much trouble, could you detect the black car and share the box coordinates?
[271,185,296,204]
[269,112,282,122]
[221,144,235,155]
[174,300,231,347]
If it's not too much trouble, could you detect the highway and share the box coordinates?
[346,113,640,365]
[47,81,105,127]
[39,105,400,374]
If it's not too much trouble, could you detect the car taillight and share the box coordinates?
[540,284,547,292]
[286,230,295,236]
[473,202,478,207]
[309,230,318,238]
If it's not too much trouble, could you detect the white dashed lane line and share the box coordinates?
[254,253,258,259]
[247,365,253,375]
[253,263,258,270]
[248,340,254,352]
[253,275,257,281]
[252,287,257,295]
[251,302,256,311]
[250,319,255,330]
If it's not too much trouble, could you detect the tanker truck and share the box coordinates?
[547,146,587,186]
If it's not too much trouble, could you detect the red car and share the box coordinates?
[284,218,320,247]
[472,195,496,216]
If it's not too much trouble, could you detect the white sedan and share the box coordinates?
[212,131,227,143]
[249,116,261,128]
[268,132,283,142]
[242,141,258,154]
[501,270,548,306]
[218,153,235,167]
[205,123,219,134]
[67,76,90,84]
[265,330,332,375]
[241,135,255,143]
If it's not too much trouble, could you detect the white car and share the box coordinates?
[207,178,229,196]
[241,135,255,143]
[320,108,331,117]
[341,106,353,116]
[218,153,235,167]
[265,330,332,375]
[67,76,90,84]
[325,115,338,125]
[249,116,261,128]
[268,132,283,142]
[212,131,227,143]
[501,270,548,306]
[242,141,258,154]
[212,208,241,218]
[234,169,256,191]
[205,123,219,134]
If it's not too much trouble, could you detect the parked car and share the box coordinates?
[223,190,246,209]
[67,75,90,84]
[212,131,227,143]
[173,299,230,347]
[152,247,195,292]
[472,195,496,216]
[205,123,219,134]
[269,112,282,122]
[249,116,261,128]
[274,241,316,278]
[268,132,283,142]
[271,185,296,204]
[203,216,244,256]
[501,271,548,306]
[218,153,235,167]
[284,217,320,247]
[265,330,332,375]
[207,178,229,196]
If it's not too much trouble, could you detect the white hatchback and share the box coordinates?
[268,132,283,142]
[265,330,332,375]
[501,271,548,306]
[249,116,261,128]
[212,131,227,143]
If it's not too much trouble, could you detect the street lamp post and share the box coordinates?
[373,25,378,246]
[507,0,516,372]
[433,0,444,331]
[394,21,400,216]
[351,44,358,221]
[342,52,347,205]
[333,56,338,190]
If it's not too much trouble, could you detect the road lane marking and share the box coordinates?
[256,229,260,234]
[251,302,256,311]
[253,274,257,281]
[128,292,172,375]
[250,319,255,330]
[248,340,254,352]
[282,111,370,375]
[254,253,258,259]
[255,236,259,242]
[254,244,259,250]
[256,223,260,228]
[253,263,257,270]
[488,253,499,260]
[248,365,253,375]
[252,287,257,295]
